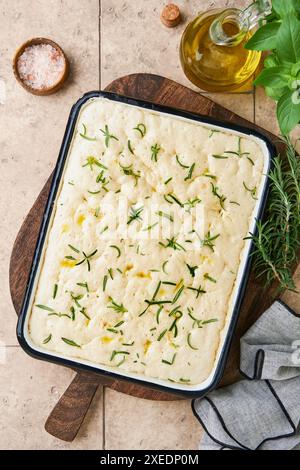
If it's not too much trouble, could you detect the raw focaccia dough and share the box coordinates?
[29,97,265,385]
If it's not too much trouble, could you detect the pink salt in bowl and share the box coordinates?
[13,38,69,96]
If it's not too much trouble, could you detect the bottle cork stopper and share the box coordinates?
[161,3,181,28]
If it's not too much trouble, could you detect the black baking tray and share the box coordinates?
[16,91,276,397]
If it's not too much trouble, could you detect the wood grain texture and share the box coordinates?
[9,74,286,439]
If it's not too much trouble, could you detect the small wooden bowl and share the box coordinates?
[13,37,69,96]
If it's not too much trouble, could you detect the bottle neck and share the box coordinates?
[209,0,272,47]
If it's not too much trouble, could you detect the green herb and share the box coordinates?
[36,304,54,312]
[145,300,172,306]
[187,284,206,299]
[127,205,144,225]
[209,129,220,138]
[202,319,218,325]
[179,378,190,383]
[186,264,198,278]
[127,140,134,154]
[122,341,135,346]
[70,306,75,321]
[119,163,141,186]
[102,275,108,292]
[48,312,72,319]
[142,222,159,231]
[80,308,90,320]
[108,268,114,280]
[230,200,241,206]
[187,332,199,350]
[94,207,100,218]
[109,245,121,258]
[201,231,220,252]
[169,311,182,338]
[76,282,89,292]
[82,156,107,171]
[159,236,186,251]
[162,281,177,286]
[87,189,101,195]
[183,198,201,211]
[162,260,169,274]
[223,137,250,158]
[166,193,183,207]
[75,249,98,271]
[156,211,174,222]
[43,334,52,344]
[243,182,258,200]
[247,157,255,166]
[201,171,217,179]
[110,350,130,361]
[212,154,228,159]
[172,285,184,303]
[100,125,119,147]
[156,305,163,324]
[164,177,173,185]
[152,281,162,301]
[52,284,58,299]
[107,297,128,314]
[100,225,109,234]
[61,337,81,348]
[157,329,167,341]
[184,163,196,181]
[247,138,300,291]
[162,353,177,365]
[245,2,300,134]
[133,123,146,137]
[204,273,217,283]
[68,244,80,253]
[211,182,226,210]
[70,292,83,308]
[175,154,190,168]
[79,123,96,141]
[151,143,161,162]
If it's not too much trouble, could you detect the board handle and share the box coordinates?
[45,372,102,442]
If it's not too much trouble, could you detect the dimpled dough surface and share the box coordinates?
[29,97,264,386]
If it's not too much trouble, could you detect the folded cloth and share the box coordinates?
[192,300,300,450]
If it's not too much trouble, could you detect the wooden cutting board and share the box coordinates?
[10,73,283,410]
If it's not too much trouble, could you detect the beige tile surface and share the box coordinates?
[105,389,202,450]
[0,347,103,449]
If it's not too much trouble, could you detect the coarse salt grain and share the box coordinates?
[17,44,65,90]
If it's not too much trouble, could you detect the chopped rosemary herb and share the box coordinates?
[186,264,198,278]
[211,183,226,210]
[110,350,130,361]
[151,143,161,162]
[127,139,134,154]
[48,312,72,319]
[201,231,220,252]
[142,222,159,231]
[157,329,167,341]
[100,225,109,234]
[107,297,128,314]
[187,285,206,299]
[162,353,177,365]
[122,341,135,346]
[133,123,146,137]
[164,177,173,185]
[212,154,228,159]
[36,304,54,312]
[247,156,255,166]
[80,308,90,320]
[243,182,258,200]
[75,249,98,271]
[100,125,119,148]
[119,163,141,186]
[175,154,189,169]
[162,260,169,274]
[94,207,100,217]
[76,282,89,292]
[156,211,174,222]
[184,163,196,181]
[209,129,220,138]
[183,198,201,211]
[159,236,186,251]
[201,171,217,179]
[68,244,80,253]
[82,156,107,171]
[172,285,184,304]
[70,306,75,321]
[53,284,58,299]
[61,337,81,348]
[108,268,114,279]
[79,123,96,141]
[109,245,121,258]
[166,193,183,207]
[102,275,108,291]
[43,334,52,344]
[70,292,83,308]
[230,200,241,206]
[114,320,125,328]
[127,205,144,225]
[179,378,190,383]
[187,332,199,350]
[204,273,217,283]
[156,305,163,324]
[87,189,101,195]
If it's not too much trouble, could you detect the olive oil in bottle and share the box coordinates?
[180,1,272,92]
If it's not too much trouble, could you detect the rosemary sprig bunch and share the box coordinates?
[248,138,300,292]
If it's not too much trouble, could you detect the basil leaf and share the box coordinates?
[277,89,300,134]
[264,54,279,68]
[245,22,281,50]
[272,0,296,17]
[254,66,292,89]
[266,86,289,101]
[277,15,300,63]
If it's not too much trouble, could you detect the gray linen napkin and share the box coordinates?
[192,300,300,450]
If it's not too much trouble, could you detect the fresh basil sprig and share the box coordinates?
[245,0,300,134]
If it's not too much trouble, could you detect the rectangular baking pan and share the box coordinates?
[17,91,276,397]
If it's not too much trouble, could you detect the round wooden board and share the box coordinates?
[10,73,282,401]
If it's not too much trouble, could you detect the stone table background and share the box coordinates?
[0,0,299,450]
